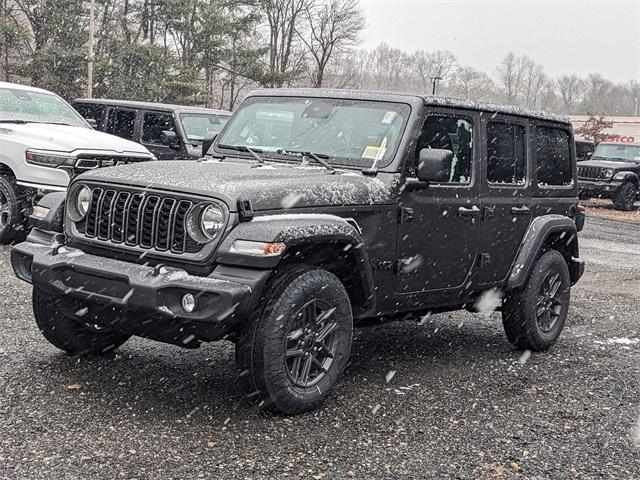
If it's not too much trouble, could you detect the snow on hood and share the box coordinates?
[81,159,395,211]
[2,122,151,155]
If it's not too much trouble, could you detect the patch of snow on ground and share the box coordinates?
[595,337,640,346]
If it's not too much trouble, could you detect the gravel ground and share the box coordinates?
[1,216,639,479]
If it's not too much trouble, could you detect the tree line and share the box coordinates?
[1,0,637,116]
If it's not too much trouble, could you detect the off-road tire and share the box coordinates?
[0,175,27,244]
[612,182,637,211]
[236,266,353,415]
[502,250,570,351]
[33,287,130,355]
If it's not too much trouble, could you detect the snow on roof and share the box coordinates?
[248,88,571,124]
[0,81,54,95]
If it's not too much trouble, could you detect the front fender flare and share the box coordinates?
[215,213,375,313]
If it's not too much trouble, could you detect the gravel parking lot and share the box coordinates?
[1,215,639,480]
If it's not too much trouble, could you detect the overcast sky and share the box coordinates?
[359,0,639,83]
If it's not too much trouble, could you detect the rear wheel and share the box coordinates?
[502,250,570,351]
[612,182,637,211]
[33,287,130,355]
[0,175,27,244]
[236,266,353,414]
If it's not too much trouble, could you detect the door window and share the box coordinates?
[487,122,526,185]
[105,109,136,140]
[535,127,572,186]
[418,115,473,184]
[142,112,177,146]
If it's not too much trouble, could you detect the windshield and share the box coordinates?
[592,143,640,162]
[180,113,229,142]
[0,87,88,128]
[216,96,410,168]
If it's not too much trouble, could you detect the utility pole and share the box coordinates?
[430,76,442,95]
[635,96,638,117]
[87,0,95,98]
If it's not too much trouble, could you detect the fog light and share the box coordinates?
[181,293,196,313]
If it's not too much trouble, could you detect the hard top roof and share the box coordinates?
[73,98,231,116]
[248,88,571,125]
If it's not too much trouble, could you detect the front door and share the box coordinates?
[475,116,533,286]
[397,110,481,294]
[141,110,182,160]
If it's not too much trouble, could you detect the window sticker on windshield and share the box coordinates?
[382,111,397,125]
[362,145,387,159]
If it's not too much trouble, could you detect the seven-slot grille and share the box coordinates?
[80,187,202,254]
[578,166,611,181]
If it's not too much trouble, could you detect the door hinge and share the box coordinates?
[398,207,414,224]
[479,252,491,268]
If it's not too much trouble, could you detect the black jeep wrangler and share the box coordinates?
[12,89,585,415]
[577,142,640,211]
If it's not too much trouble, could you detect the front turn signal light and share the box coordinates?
[230,240,286,257]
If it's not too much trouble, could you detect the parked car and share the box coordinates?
[575,139,595,162]
[0,81,155,244]
[72,99,231,160]
[578,142,640,210]
[12,89,585,415]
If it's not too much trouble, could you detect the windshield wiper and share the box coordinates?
[276,149,335,172]
[217,144,265,163]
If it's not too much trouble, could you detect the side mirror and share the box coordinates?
[86,118,98,129]
[417,148,453,182]
[161,130,180,150]
[202,132,218,157]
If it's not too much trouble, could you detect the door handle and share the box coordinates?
[511,206,531,215]
[458,205,481,217]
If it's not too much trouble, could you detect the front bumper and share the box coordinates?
[11,236,271,344]
[578,179,623,198]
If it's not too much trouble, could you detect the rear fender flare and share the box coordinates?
[507,215,580,289]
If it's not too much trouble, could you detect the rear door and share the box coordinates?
[105,107,138,142]
[475,115,532,286]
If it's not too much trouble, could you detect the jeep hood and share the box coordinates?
[1,122,152,155]
[579,158,640,170]
[80,160,395,211]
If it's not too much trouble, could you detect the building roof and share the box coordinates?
[248,88,571,124]
[73,98,231,116]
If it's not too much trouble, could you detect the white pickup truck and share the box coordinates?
[0,81,155,243]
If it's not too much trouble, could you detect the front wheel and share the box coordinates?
[236,266,353,414]
[0,175,27,244]
[612,182,637,211]
[502,250,571,351]
[33,288,130,355]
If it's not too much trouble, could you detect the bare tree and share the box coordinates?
[259,0,310,87]
[556,74,584,114]
[299,0,365,88]
[447,66,494,101]
[581,73,614,115]
[412,49,456,92]
[496,52,524,104]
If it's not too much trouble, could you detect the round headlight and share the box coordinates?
[201,204,225,239]
[186,203,226,243]
[77,186,92,218]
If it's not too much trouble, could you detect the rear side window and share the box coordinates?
[106,109,136,140]
[487,122,526,185]
[74,104,106,130]
[142,112,176,145]
[535,127,572,186]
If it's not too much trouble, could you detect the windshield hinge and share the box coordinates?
[237,198,254,222]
